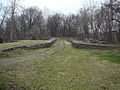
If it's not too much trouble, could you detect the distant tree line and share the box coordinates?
[0,0,119,43]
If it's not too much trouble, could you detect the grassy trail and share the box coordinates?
[0,40,64,63]
[0,39,120,90]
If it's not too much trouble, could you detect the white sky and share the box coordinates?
[2,0,106,14]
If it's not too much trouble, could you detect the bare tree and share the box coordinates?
[15,7,46,40]
[9,0,20,41]
[46,13,63,37]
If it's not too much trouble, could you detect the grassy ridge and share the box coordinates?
[0,40,46,50]
[0,40,120,90]
[0,40,60,61]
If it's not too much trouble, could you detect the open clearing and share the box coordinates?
[0,39,120,90]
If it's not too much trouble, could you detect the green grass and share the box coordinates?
[0,40,120,90]
[102,54,120,64]
[87,49,120,64]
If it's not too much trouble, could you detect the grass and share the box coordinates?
[0,40,120,90]
[102,54,120,64]
[102,51,120,64]
[87,49,120,64]
[0,48,48,61]
[0,40,60,61]
[0,40,46,50]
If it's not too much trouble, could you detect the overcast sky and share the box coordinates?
[22,0,106,14]
[2,0,106,14]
